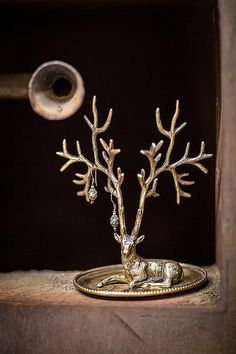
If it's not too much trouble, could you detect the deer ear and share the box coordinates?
[114,233,122,244]
[136,235,145,244]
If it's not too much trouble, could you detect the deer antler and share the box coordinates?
[57,97,212,239]
[56,139,94,202]
[56,96,127,236]
[100,138,124,196]
[132,100,212,237]
[155,100,212,202]
[168,140,211,204]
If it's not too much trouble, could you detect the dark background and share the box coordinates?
[0,0,217,271]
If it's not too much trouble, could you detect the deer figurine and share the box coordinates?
[57,96,212,290]
[97,233,183,289]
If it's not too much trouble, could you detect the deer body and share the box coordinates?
[97,233,183,289]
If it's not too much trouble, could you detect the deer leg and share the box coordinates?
[129,278,140,290]
[97,274,128,288]
[141,278,172,288]
[129,279,146,289]
[129,274,148,290]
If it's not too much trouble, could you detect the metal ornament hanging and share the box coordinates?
[110,191,119,231]
[88,174,97,204]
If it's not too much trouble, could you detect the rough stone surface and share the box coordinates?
[0,266,220,307]
[0,266,226,354]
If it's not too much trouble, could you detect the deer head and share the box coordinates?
[114,233,145,256]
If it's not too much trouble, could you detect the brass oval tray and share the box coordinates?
[73,263,207,298]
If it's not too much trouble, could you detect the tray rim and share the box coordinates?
[73,263,207,298]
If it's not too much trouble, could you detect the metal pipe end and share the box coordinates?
[28,60,85,120]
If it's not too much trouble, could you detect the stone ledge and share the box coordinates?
[0,265,221,309]
[0,265,225,354]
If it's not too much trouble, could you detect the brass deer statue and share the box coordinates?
[57,96,212,290]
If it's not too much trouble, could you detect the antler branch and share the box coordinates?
[132,100,212,237]
[56,139,94,202]
[168,140,212,203]
[56,96,127,236]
